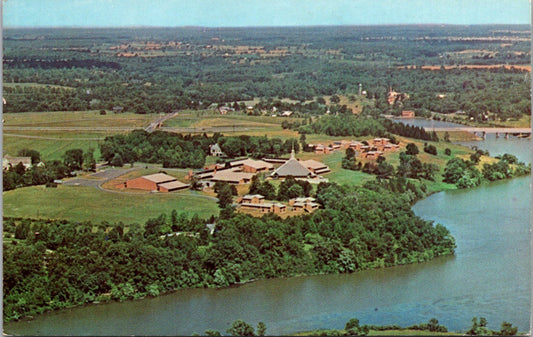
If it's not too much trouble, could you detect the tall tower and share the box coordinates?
[358,83,362,96]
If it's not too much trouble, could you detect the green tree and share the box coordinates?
[63,149,84,171]
[227,319,255,336]
[110,153,124,167]
[256,322,266,336]
[405,143,419,156]
[345,147,356,160]
[18,149,41,164]
[248,175,262,195]
[217,184,234,209]
[498,321,518,336]
[259,181,277,200]
[82,149,97,172]
[330,94,341,104]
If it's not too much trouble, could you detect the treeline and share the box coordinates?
[443,151,530,188]
[99,130,213,168]
[4,58,122,70]
[3,148,96,191]
[218,136,299,158]
[99,130,301,168]
[3,182,455,321]
[287,316,518,336]
[299,115,439,142]
[381,119,439,141]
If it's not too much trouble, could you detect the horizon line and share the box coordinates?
[4,23,532,30]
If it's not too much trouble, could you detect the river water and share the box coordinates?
[4,128,531,336]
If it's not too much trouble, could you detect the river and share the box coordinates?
[4,127,531,336]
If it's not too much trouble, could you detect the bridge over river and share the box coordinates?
[426,126,531,138]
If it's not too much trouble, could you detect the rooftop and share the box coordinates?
[143,173,177,183]
[158,180,189,190]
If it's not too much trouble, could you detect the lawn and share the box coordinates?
[3,185,219,224]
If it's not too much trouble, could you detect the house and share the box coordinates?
[240,202,275,213]
[272,203,287,214]
[349,141,366,151]
[281,110,293,117]
[112,106,124,113]
[289,197,316,206]
[384,143,400,152]
[372,138,390,146]
[314,144,330,154]
[289,197,320,213]
[240,194,265,204]
[3,155,32,170]
[239,196,287,214]
[209,144,225,157]
[314,144,335,154]
[119,173,189,192]
[218,106,235,114]
[401,110,415,118]
[300,159,331,175]
[270,150,315,179]
[361,151,383,160]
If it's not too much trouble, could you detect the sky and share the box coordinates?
[3,0,531,28]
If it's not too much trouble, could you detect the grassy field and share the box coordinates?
[2,110,156,160]
[3,184,218,224]
[3,131,106,160]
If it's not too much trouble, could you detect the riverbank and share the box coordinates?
[4,137,528,324]
[5,174,530,335]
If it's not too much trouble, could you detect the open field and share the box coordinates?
[3,110,153,128]
[3,184,218,224]
[3,130,110,160]
[2,110,156,159]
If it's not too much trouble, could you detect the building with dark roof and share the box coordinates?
[270,150,315,179]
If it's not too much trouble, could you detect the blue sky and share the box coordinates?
[3,0,531,27]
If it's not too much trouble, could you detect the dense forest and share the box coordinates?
[3,181,455,321]
[3,25,530,122]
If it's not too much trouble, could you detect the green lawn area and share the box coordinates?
[320,150,375,186]
[3,185,219,224]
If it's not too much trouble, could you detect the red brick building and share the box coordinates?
[119,173,189,192]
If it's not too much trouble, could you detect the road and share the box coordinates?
[62,167,217,200]
[144,112,180,132]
